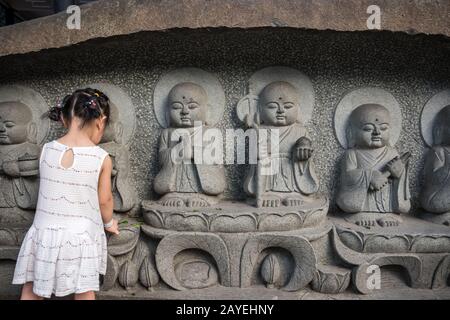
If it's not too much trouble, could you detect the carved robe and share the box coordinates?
[0,142,40,225]
[420,146,450,213]
[244,124,319,196]
[154,127,225,196]
[100,142,136,212]
[337,146,410,214]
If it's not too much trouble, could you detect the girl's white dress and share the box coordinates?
[12,140,109,298]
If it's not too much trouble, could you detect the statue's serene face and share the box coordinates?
[0,102,32,145]
[259,81,300,126]
[350,104,391,149]
[167,82,207,128]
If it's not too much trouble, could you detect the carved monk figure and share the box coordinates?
[0,101,40,225]
[420,105,450,223]
[99,102,136,213]
[243,81,319,207]
[154,82,225,207]
[336,104,411,227]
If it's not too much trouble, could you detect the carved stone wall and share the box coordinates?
[0,27,449,298]
[0,28,448,213]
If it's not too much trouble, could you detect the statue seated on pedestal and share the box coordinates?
[243,81,321,208]
[420,105,450,225]
[153,82,225,207]
[336,103,411,228]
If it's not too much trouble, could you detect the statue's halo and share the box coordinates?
[153,68,225,128]
[86,83,136,145]
[420,89,450,147]
[237,66,315,125]
[0,85,50,145]
[334,87,402,149]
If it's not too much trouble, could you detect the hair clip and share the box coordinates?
[84,98,98,110]
[94,92,100,97]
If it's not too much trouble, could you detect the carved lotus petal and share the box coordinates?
[131,240,150,267]
[311,266,351,294]
[101,254,119,291]
[260,254,282,288]
[165,213,209,231]
[338,230,364,252]
[364,235,410,253]
[410,236,450,253]
[139,256,160,289]
[119,260,139,289]
[107,227,140,256]
[142,210,164,228]
[258,213,303,231]
[210,214,256,232]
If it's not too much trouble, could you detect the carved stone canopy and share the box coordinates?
[0,85,50,145]
[334,87,402,149]
[420,89,450,147]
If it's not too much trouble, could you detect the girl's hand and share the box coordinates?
[105,219,120,235]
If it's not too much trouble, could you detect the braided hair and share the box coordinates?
[48,88,110,128]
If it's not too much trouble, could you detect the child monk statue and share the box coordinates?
[243,81,320,207]
[420,105,450,225]
[153,82,225,207]
[336,104,411,227]
[0,101,40,226]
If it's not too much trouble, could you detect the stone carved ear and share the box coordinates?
[345,125,354,149]
[432,124,443,146]
[115,121,124,144]
[255,111,261,125]
[27,122,37,144]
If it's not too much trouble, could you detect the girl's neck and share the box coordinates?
[58,129,96,148]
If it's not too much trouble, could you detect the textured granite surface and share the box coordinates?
[0,27,449,215]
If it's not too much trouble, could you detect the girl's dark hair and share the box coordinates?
[48,88,110,128]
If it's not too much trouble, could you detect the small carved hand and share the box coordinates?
[2,160,20,177]
[370,170,389,191]
[386,157,405,179]
[294,146,314,162]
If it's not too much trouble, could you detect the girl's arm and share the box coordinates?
[98,155,119,235]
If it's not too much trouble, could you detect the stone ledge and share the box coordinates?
[0,0,449,57]
[95,286,450,300]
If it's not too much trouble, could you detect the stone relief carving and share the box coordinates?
[331,218,450,294]
[0,85,50,232]
[420,89,450,226]
[102,226,160,291]
[112,71,449,297]
[334,88,411,228]
[152,68,226,207]
[0,75,449,298]
[87,83,138,215]
[237,67,325,209]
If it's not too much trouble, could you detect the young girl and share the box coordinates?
[12,88,120,300]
